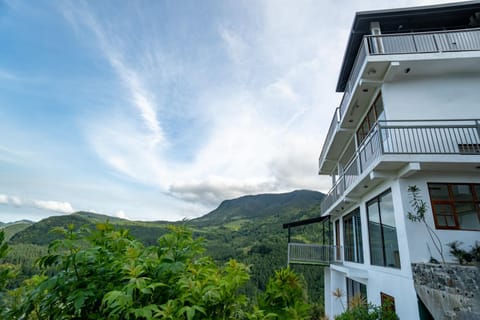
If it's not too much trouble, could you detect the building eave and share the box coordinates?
[336,1,480,92]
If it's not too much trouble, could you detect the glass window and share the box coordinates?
[428,183,480,231]
[451,184,472,201]
[428,184,450,201]
[380,292,396,313]
[367,189,401,268]
[346,278,367,308]
[356,93,384,146]
[432,204,456,227]
[343,208,364,263]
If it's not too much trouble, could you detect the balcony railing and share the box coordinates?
[367,28,480,55]
[320,119,480,214]
[319,28,480,170]
[287,243,342,265]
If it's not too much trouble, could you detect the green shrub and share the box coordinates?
[334,301,398,320]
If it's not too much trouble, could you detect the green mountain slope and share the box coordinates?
[9,212,169,246]
[192,189,324,226]
[6,190,327,301]
[0,220,33,241]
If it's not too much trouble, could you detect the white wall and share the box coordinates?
[325,168,480,319]
[326,179,420,319]
[366,268,419,320]
[328,268,347,317]
[324,268,332,318]
[382,74,480,120]
[398,171,480,264]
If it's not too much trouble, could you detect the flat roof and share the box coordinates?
[282,214,330,229]
[336,1,480,92]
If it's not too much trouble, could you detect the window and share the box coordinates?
[367,190,401,268]
[343,208,364,263]
[356,93,384,145]
[428,183,480,231]
[380,292,396,313]
[346,278,367,307]
[335,220,341,261]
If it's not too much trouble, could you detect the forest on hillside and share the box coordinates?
[3,191,331,302]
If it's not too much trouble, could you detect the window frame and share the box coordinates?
[356,92,384,145]
[366,189,401,269]
[428,183,480,231]
[343,208,364,263]
[380,292,396,313]
[346,277,367,307]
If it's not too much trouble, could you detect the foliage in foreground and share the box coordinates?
[0,225,313,319]
[332,293,398,320]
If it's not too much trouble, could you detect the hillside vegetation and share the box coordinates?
[4,190,328,301]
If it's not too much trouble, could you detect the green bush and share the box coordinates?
[334,301,398,320]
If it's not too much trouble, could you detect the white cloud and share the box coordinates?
[34,200,74,214]
[219,26,249,66]
[0,194,8,204]
[0,194,23,206]
[9,196,22,206]
[60,2,166,148]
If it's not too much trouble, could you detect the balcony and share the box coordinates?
[287,243,342,265]
[320,119,480,214]
[319,27,480,173]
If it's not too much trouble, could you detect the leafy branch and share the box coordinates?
[407,185,445,263]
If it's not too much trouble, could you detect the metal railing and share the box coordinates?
[319,28,480,170]
[340,39,369,119]
[367,28,480,55]
[320,119,480,214]
[287,243,342,265]
[319,107,341,169]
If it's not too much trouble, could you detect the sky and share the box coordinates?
[0,0,454,222]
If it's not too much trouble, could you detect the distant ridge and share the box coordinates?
[192,189,324,226]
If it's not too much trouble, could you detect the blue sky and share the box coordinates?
[0,0,452,222]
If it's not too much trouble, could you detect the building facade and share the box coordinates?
[286,2,480,319]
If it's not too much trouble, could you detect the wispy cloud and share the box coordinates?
[61,2,165,148]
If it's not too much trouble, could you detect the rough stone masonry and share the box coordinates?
[412,263,480,320]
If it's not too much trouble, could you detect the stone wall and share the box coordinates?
[412,263,480,320]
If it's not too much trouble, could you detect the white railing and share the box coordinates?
[287,243,342,265]
[320,119,480,214]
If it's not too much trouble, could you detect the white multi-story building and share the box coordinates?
[285,2,480,319]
